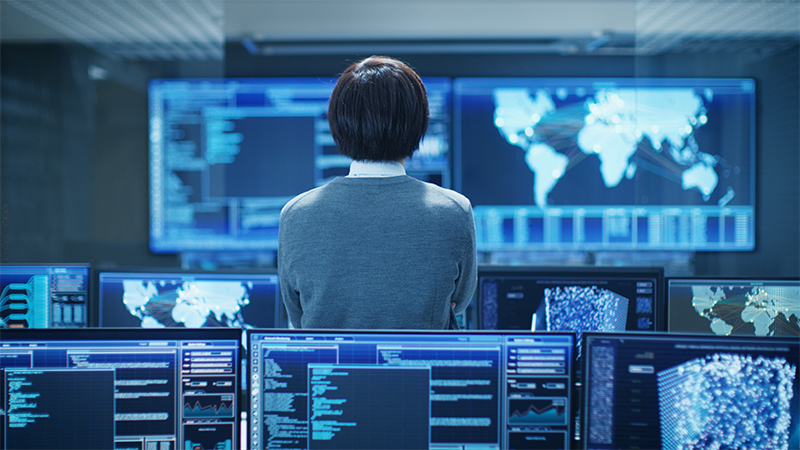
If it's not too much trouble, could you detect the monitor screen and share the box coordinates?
[475,265,664,333]
[666,277,800,336]
[95,268,281,328]
[0,328,242,450]
[149,77,452,253]
[247,330,576,450]
[454,78,756,252]
[0,263,90,328]
[581,332,799,450]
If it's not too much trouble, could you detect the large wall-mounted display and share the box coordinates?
[148,77,452,254]
[454,78,755,252]
[149,76,755,255]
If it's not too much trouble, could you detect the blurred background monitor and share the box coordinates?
[148,77,452,254]
[666,277,800,336]
[453,77,755,252]
[474,265,664,333]
[0,263,90,329]
[581,332,799,450]
[0,328,242,450]
[94,267,281,328]
[247,329,576,450]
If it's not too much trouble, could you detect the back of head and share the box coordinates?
[328,56,429,162]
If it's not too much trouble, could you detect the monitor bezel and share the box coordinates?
[579,330,800,450]
[245,328,578,450]
[452,76,757,252]
[664,276,800,334]
[0,327,245,450]
[147,76,454,254]
[90,266,281,328]
[473,264,666,331]
[0,262,92,329]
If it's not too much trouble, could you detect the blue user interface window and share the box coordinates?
[148,77,452,253]
[582,332,799,450]
[454,77,756,252]
[247,330,576,450]
[0,264,90,329]
[0,328,242,450]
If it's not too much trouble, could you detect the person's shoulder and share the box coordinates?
[280,181,337,216]
[410,178,473,214]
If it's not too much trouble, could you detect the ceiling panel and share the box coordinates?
[0,0,797,60]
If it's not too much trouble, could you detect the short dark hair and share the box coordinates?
[328,56,429,162]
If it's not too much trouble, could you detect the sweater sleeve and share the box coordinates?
[279,277,302,328]
[278,201,304,328]
[450,203,478,316]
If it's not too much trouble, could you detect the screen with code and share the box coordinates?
[148,77,452,253]
[247,330,576,450]
[454,78,755,252]
[0,328,242,450]
[95,268,281,329]
[0,264,90,329]
[581,332,799,450]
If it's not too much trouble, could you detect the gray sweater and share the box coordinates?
[278,175,477,329]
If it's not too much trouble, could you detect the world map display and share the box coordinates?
[492,86,722,208]
[689,284,800,336]
[455,78,755,251]
[121,280,252,328]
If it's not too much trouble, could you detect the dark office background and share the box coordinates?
[1,36,798,277]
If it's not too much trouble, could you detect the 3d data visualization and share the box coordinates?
[583,333,799,450]
[544,285,629,332]
[475,266,662,333]
[658,353,796,450]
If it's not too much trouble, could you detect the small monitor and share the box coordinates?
[581,332,799,450]
[666,277,800,336]
[475,265,664,332]
[0,328,243,450]
[247,330,576,450]
[95,268,281,328]
[148,77,452,253]
[0,263,90,328]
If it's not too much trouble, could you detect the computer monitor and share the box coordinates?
[475,265,664,333]
[453,77,756,252]
[95,268,281,328]
[148,77,452,253]
[0,263,90,328]
[247,330,576,450]
[581,332,799,450]
[666,277,800,336]
[0,328,242,450]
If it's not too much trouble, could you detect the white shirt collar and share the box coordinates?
[347,160,406,177]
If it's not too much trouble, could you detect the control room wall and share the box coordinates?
[1,42,797,277]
